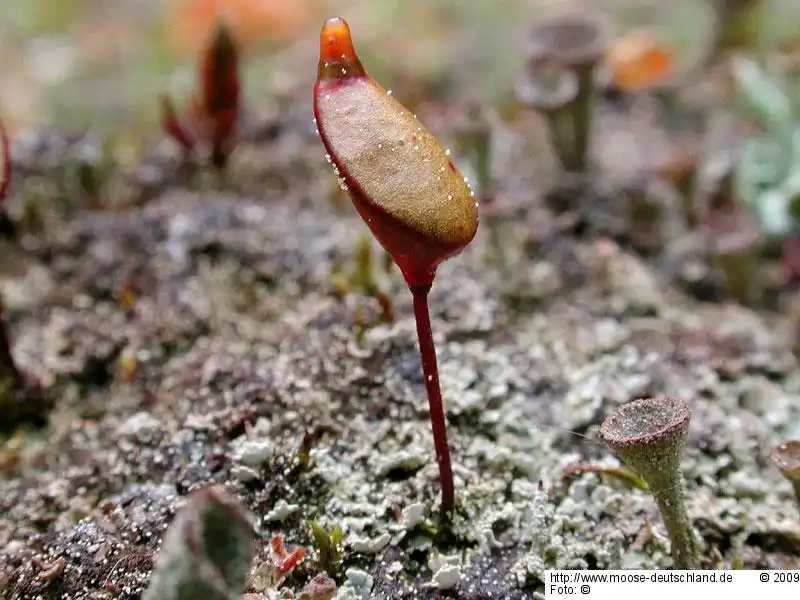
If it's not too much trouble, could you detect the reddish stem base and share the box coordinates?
[410,285,455,517]
[0,309,24,388]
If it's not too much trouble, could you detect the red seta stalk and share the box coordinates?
[411,284,455,515]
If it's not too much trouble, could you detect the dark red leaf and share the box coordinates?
[160,93,196,153]
[198,19,241,167]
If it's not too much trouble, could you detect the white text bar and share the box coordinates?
[544,570,799,600]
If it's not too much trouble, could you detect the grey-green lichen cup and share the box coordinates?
[600,396,700,569]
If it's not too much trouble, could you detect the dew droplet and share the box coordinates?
[325,154,332,164]
[387,89,393,96]
[447,194,453,201]
[413,145,419,151]
[325,94,331,100]
[444,148,451,156]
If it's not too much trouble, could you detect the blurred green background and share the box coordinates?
[0,0,799,135]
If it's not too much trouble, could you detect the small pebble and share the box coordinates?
[350,532,391,554]
[265,500,300,522]
[230,465,260,483]
[401,503,426,529]
[345,568,371,588]
[230,439,273,467]
[432,565,461,590]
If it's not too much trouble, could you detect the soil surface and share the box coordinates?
[1,81,799,600]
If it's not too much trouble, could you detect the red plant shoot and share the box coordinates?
[0,122,48,432]
[160,17,241,169]
[0,120,21,387]
[195,18,240,168]
[268,535,306,576]
[161,93,196,154]
[313,17,479,516]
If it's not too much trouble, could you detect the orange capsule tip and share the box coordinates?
[317,16,366,82]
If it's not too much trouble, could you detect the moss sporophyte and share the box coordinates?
[313,17,479,517]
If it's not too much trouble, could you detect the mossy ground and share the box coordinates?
[1,88,799,599]
[1,2,800,600]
